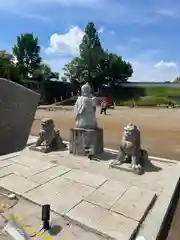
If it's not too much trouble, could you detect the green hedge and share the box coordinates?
[144,87,180,97]
[120,97,174,107]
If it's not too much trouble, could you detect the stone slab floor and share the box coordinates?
[0,137,179,240]
[0,188,104,240]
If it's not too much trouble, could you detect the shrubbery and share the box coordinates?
[120,97,175,107]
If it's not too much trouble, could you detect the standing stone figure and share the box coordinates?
[110,123,147,175]
[34,118,66,153]
[74,83,97,129]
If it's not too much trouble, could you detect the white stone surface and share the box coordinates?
[63,169,107,188]
[26,135,37,146]
[28,165,72,184]
[0,137,179,240]
[135,163,180,240]
[85,179,130,209]
[67,200,139,240]
[0,163,45,178]
[0,174,39,195]
[0,160,12,168]
[10,155,56,171]
[48,180,95,215]
[24,182,61,204]
[0,152,20,161]
[111,185,156,222]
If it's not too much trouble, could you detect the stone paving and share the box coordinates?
[0,136,179,240]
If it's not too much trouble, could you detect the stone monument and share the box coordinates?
[110,123,148,175]
[30,118,66,153]
[0,78,40,155]
[69,83,103,156]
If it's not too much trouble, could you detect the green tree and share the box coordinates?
[33,63,59,81]
[12,33,41,77]
[62,22,133,92]
[50,72,59,79]
[0,50,21,82]
[33,63,51,81]
[79,22,104,90]
[61,57,82,91]
[103,53,133,87]
[62,57,84,82]
[173,77,180,83]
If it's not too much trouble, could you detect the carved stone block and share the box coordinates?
[0,78,40,155]
[69,128,104,156]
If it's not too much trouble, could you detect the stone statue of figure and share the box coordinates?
[110,123,147,175]
[74,83,97,129]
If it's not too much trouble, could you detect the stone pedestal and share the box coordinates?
[69,128,104,156]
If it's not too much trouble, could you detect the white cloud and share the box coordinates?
[45,25,104,56]
[128,53,180,82]
[23,13,52,22]
[98,27,104,33]
[154,60,177,69]
[0,0,52,22]
[45,26,84,55]
[156,8,180,19]
[33,0,100,6]
[156,9,175,17]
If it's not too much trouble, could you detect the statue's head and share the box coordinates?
[123,123,139,142]
[81,83,91,97]
[41,118,54,130]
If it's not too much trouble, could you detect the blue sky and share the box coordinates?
[1,0,180,82]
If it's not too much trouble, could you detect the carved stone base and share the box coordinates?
[109,162,144,175]
[69,128,104,156]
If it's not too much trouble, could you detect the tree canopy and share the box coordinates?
[173,77,180,83]
[12,33,41,77]
[0,21,134,100]
[0,50,21,82]
[62,22,133,91]
[0,33,58,84]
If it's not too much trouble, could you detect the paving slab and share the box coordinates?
[0,161,12,168]
[47,180,95,215]
[24,177,91,205]
[0,163,47,178]
[0,174,39,195]
[28,165,72,184]
[0,152,20,161]
[66,200,139,240]
[136,164,180,240]
[85,179,130,209]
[1,138,180,240]
[3,199,41,220]
[24,182,62,204]
[111,185,156,222]
[63,169,107,188]
[10,155,56,171]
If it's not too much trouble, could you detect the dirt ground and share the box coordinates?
[32,106,180,160]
